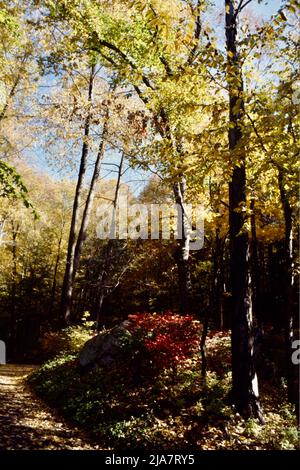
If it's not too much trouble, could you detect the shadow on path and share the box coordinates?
[0,364,100,450]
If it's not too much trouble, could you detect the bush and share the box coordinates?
[29,320,299,450]
[128,311,201,370]
[39,312,95,359]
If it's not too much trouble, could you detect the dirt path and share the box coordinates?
[0,364,100,450]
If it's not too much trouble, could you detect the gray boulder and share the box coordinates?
[79,325,133,369]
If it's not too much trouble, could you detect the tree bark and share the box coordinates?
[225,0,263,421]
[96,293,105,332]
[10,221,19,359]
[173,176,193,315]
[49,221,65,318]
[61,65,95,323]
[277,167,297,414]
[200,314,209,379]
[211,228,225,330]
[250,199,263,329]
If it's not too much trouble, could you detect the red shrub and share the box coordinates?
[127,311,201,370]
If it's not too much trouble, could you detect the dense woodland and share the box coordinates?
[0,0,299,451]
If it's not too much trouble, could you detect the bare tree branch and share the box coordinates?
[234,0,254,19]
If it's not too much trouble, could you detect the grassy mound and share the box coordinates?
[28,330,299,450]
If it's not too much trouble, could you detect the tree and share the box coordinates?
[0,165,73,358]
[61,65,96,323]
[8,0,297,426]
[34,0,218,314]
[241,2,299,416]
[225,0,263,421]
[0,3,36,210]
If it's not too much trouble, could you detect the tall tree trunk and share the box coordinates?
[72,113,109,278]
[211,228,225,330]
[173,176,192,314]
[208,180,225,329]
[61,65,95,323]
[200,314,209,379]
[277,167,297,415]
[49,221,65,318]
[250,199,263,329]
[225,0,263,421]
[96,293,105,332]
[10,221,19,360]
[96,152,124,330]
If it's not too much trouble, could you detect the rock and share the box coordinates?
[79,326,133,370]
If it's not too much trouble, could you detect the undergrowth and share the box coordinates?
[29,323,299,450]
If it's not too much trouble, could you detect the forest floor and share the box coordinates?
[2,329,298,451]
[0,364,100,450]
[28,330,299,450]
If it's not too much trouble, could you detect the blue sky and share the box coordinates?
[242,0,283,17]
[213,0,283,18]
